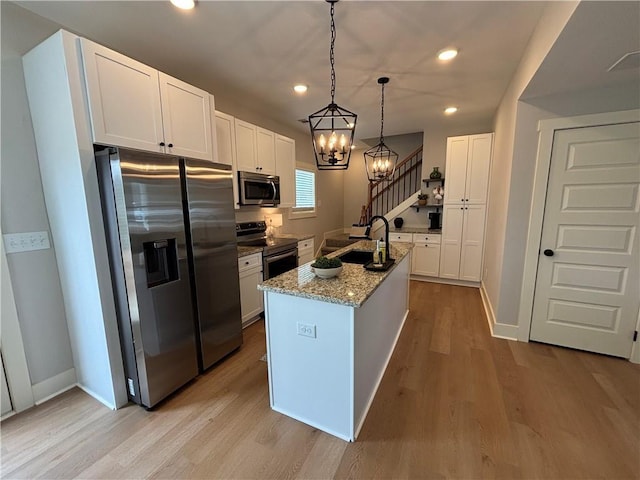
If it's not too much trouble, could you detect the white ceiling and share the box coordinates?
[14,1,638,141]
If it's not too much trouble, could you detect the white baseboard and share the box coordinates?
[479,283,519,341]
[32,367,77,405]
[410,275,480,288]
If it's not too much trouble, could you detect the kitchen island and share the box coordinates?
[258,240,412,441]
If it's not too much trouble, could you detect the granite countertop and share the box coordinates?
[237,245,263,258]
[275,233,315,241]
[390,226,442,234]
[258,240,413,308]
[237,233,315,258]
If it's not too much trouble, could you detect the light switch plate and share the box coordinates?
[3,231,51,253]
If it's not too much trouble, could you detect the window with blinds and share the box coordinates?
[294,168,316,211]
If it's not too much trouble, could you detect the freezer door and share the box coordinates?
[104,148,199,408]
[182,158,243,370]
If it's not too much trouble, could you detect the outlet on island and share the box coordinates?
[297,322,316,338]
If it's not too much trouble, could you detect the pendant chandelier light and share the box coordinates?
[308,0,357,170]
[364,77,398,182]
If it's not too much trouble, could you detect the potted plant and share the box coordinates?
[310,256,343,279]
[417,193,428,206]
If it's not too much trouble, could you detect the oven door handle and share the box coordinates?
[265,250,297,264]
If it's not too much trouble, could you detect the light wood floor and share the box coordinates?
[2,281,639,479]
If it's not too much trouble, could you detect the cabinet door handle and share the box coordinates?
[168,143,173,148]
[465,198,469,201]
[245,261,250,265]
[461,198,464,202]
[159,142,165,147]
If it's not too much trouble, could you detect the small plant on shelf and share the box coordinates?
[417,193,428,206]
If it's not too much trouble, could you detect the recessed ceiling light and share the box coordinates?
[293,84,308,94]
[170,0,195,10]
[438,48,458,61]
[444,106,458,115]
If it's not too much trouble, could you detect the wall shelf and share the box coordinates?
[422,176,445,187]
[411,202,442,212]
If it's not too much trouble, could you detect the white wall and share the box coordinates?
[483,1,579,326]
[0,3,74,387]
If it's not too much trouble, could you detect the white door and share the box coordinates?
[465,134,493,204]
[439,205,464,279]
[1,353,13,416]
[412,244,440,277]
[256,127,276,175]
[444,136,468,204]
[214,110,235,167]
[459,204,487,282]
[530,122,640,357]
[80,39,164,152]
[235,119,258,172]
[158,73,212,161]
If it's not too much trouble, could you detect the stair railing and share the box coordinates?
[365,146,423,221]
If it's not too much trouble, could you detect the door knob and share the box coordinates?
[543,249,554,257]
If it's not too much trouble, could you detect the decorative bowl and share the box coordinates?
[311,266,343,279]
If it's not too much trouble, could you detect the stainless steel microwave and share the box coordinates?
[238,171,280,206]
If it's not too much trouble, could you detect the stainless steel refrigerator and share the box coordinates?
[96,147,242,408]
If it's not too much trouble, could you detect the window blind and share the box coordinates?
[295,169,315,210]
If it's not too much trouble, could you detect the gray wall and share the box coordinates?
[1,3,74,384]
[483,1,579,326]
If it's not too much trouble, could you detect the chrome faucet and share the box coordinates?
[368,215,393,261]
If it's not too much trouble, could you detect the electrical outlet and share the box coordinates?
[3,231,50,254]
[297,322,316,338]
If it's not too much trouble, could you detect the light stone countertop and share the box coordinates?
[237,245,263,258]
[237,233,314,259]
[258,240,413,308]
[390,226,441,234]
[274,233,315,241]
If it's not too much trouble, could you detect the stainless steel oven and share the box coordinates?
[236,221,298,280]
[262,244,298,280]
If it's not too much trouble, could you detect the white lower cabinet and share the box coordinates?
[297,238,315,265]
[411,233,441,277]
[439,204,486,281]
[238,253,263,327]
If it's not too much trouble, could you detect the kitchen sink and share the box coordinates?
[338,249,373,265]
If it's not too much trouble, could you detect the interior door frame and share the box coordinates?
[517,109,640,363]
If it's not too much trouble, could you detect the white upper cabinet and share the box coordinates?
[235,119,258,172]
[213,109,234,167]
[215,110,239,209]
[81,39,164,153]
[444,133,493,205]
[444,136,469,204]
[80,39,213,161]
[256,127,276,175]
[275,134,295,208]
[465,134,493,204]
[158,73,212,160]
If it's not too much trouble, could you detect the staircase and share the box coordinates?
[365,146,423,222]
[320,146,423,255]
